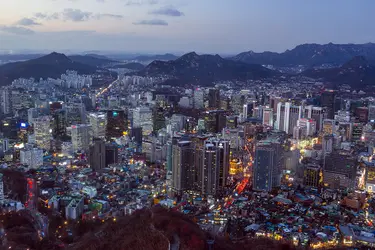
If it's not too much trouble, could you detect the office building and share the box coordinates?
[89,138,106,171]
[262,108,274,127]
[71,124,92,152]
[105,144,119,167]
[193,88,204,109]
[201,139,230,195]
[88,112,107,139]
[320,90,336,119]
[297,118,316,137]
[204,110,226,133]
[276,102,302,134]
[63,103,86,126]
[52,109,67,138]
[33,116,52,150]
[253,139,283,191]
[355,107,369,123]
[133,107,153,135]
[172,140,195,194]
[20,146,43,169]
[303,164,321,188]
[368,105,375,122]
[106,110,128,139]
[153,107,166,132]
[208,88,220,109]
[323,150,357,189]
[304,105,325,132]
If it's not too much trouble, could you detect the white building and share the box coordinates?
[276,102,302,134]
[297,118,316,137]
[133,106,153,135]
[34,116,52,150]
[20,146,43,169]
[71,124,93,152]
[88,112,107,139]
[193,88,204,109]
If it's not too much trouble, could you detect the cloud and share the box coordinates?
[149,6,184,16]
[133,19,168,26]
[33,10,122,22]
[125,0,158,6]
[15,18,41,26]
[62,8,93,22]
[0,25,35,35]
[34,12,60,21]
[94,14,124,19]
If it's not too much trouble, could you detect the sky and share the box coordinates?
[0,0,375,54]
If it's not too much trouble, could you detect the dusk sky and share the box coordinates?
[0,0,374,54]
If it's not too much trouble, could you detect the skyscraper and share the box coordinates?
[172,140,195,195]
[276,102,302,134]
[89,138,106,171]
[52,109,67,139]
[88,112,107,139]
[262,108,274,127]
[320,90,336,119]
[208,88,220,109]
[201,139,230,195]
[193,88,204,109]
[71,124,92,152]
[253,139,283,192]
[33,116,52,150]
[152,106,166,133]
[106,110,128,139]
[132,107,153,135]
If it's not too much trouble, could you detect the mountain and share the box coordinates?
[132,53,178,62]
[0,54,45,64]
[231,43,375,67]
[68,54,117,67]
[302,56,375,88]
[140,52,277,84]
[0,52,100,85]
[111,62,145,71]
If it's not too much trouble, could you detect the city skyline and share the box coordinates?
[0,0,375,54]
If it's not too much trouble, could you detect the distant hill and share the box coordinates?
[0,52,100,85]
[69,54,117,67]
[231,43,375,67]
[139,52,277,84]
[302,56,375,88]
[132,53,178,62]
[111,62,145,71]
[0,54,45,64]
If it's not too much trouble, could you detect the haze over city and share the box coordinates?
[1,0,375,53]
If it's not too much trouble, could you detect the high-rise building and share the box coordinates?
[320,90,336,119]
[63,103,86,126]
[106,110,128,139]
[323,150,357,189]
[33,116,52,150]
[303,164,321,188]
[208,88,220,109]
[52,109,67,139]
[27,108,39,125]
[203,110,226,133]
[172,140,195,194]
[368,105,375,122]
[355,107,369,123]
[193,88,204,109]
[0,173,4,204]
[253,139,283,191]
[71,124,92,152]
[89,138,106,171]
[20,146,43,169]
[304,106,325,132]
[133,107,153,135]
[297,118,316,137]
[153,107,166,132]
[88,112,107,139]
[262,108,274,127]
[105,144,119,167]
[276,102,302,134]
[201,139,230,195]
[0,87,11,115]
